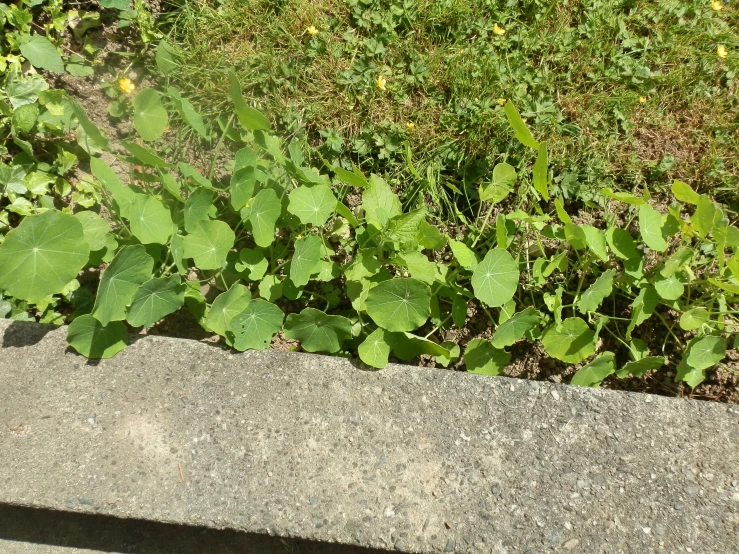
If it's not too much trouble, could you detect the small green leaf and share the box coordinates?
[616,356,664,378]
[626,287,659,339]
[479,163,516,203]
[184,188,214,233]
[464,339,511,375]
[128,195,173,245]
[638,204,667,252]
[452,293,468,327]
[284,308,352,353]
[679,308,710,331]
[69,99,111,152]
[178,162,212,188]
[229,299,284,351]
[74,211,110,252]
[358,328,392,369]
[570,352,615,387]
[581,225,609,262]
[182,220,235,270]
[386,209,426,245]
[686,335,726,371]
[390,332,451,360]
[287,184,336,226]
[0,211,89,303]
[600,188,646,205]
[449,239,479,270]
[67,315,127,359]
[365,278,431,332]
[155,39,178,75]
[235,249,268,281]
[418,221,446,249]
[245,188,281,247]
[671,180,700,205]
[258,274,283,302]
[471,249,519,308]
[228,70,271,131]
[362,174,402,229]
[578,269,615,313]
[661,247,692,278]
[691,195,719,238]
[290,235,322,287]
[229,167,256,211]
[99,0,130,8]
[491,307,539,349]
[397,251,439,285]
[126,275,185,328]
[332,164,367,188]
[205,284,252,338]
[121,140,173,168]
[654,274,684,301]
[503,100,539,150]
[132,88,168,142]
[19,34,64,74]
[93,245,154,326]
[532,143,549,201]
[605,228,639,260]
[541,317,596,363]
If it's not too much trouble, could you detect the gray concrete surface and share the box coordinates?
[0,319,737,554]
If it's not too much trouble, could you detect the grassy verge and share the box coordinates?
[164,0,739,212]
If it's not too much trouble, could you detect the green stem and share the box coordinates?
[207,113,235,181]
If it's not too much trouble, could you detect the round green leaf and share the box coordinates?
[679,308,710,331]
[577,269,615,314]
[132,88,168,142]
[184,188,215,233]
[479,163,516,203]
[128,195,173,245]
[126,275,185,328]
[605,228,639,261]
[235,248,268,281]
[290,235,322,287]
[205,284,252,338]
[92,245,154,326]
[365,278,431,332]
[638,204,667,252]
[229,299,284,351]
[229,167,257,211]
[464,339,511,375]
[616,356,665,378]
[541,317,596,363]
[0,211,89,303]
[358,328,392,369]
[67,315,128,359]
[686,335,726,371]
[183,220,235,270]
[287,184,337,226]
[74,211,111,251]
[19,34,64,74]
[471,249,519,308]
[654,274,684,301]
[284,308,353,353]
[245,188,281,247]
[491,307,540,349]
[570,352,615,387]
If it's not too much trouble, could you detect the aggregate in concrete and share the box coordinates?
[0,320,737,553]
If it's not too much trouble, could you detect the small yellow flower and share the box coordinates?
[118,78,135,94]
[493,23,506,36]
[376,75,387,91]
[497,98,507,106]
[306,25,319,36]
[639,96,647,103]
[712,0,723,11]
[245,197,253,209]
[406,122,415,130]
[717,45,728,58]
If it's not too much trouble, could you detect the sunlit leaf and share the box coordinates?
[284,308,352,353]
[570,351,615,387]
[464,339,510,375]
[132,88,168,141]
[126,275,185,328]
[541,317,596,363]
[182,220,235,270]
[229,299,284,351]
[365,278,431,332]
[67,315,127,359]
[92,245,154,325]
[471,249,519,307]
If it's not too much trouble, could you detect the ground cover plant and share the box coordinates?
[1,0,738,401]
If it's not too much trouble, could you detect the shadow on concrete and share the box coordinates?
[0,504,394,554]
[1,321,56,348]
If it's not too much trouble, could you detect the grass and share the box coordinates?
[161,0,739,216]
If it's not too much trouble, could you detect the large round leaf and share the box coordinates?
[541,317,596,363]
[358,328,392,369]
[365,278,431,332]
[133,88,168,141]
[471,249,519,308]
[128,195,173,245]
[182,220,235,270]
[0,211,89,302]
[19,34,64,74]
[229,299,284,351]
[287,184,337,226]
[126,275,185,328]
[205,284,252,338]
[66,315,127,359]
[284,308,353,353]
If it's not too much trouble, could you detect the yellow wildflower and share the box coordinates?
[497,98,507,106]
[639,96,647,103]
[376,75,387,91]
[493,23,506,36]
[118,78,135,94]
[718,45,728,58]
[306,25,319,36]
[406,122,415,130]
[712,0,723,11]
[245,197,253,209]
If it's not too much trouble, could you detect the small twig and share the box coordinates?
[177,463,185,483]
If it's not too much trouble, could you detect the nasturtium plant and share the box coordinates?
[284,308,352,353]
[229,299,284,351]
[365,278,431,332]
[541,318,596,363]
[464,339,510,375]
[182,220,235,270]
[126,275,185,328]
[471,249,519,308]
[67,315,128,359]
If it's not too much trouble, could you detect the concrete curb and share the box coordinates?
[1,319,737,553]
